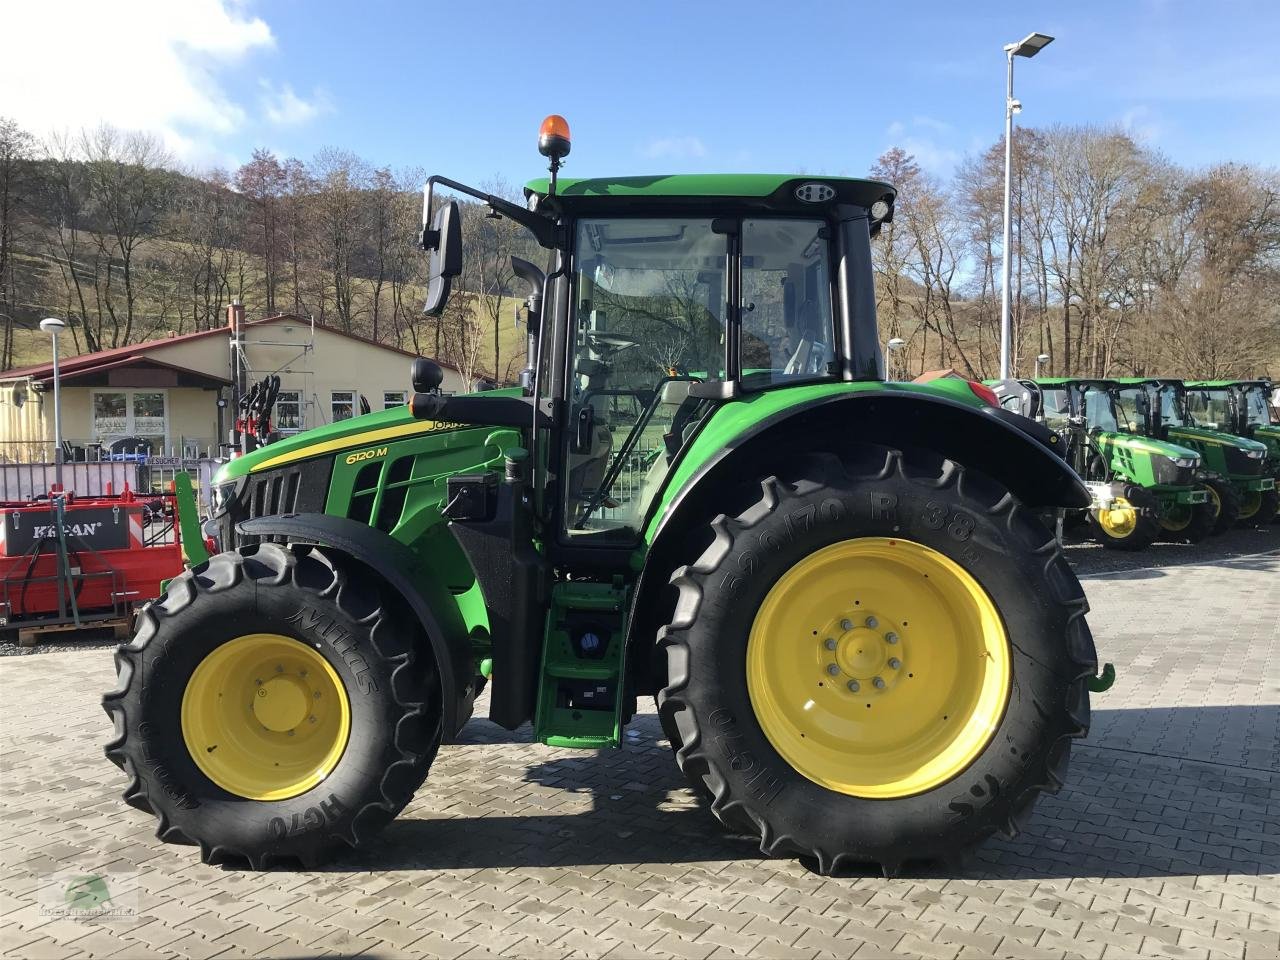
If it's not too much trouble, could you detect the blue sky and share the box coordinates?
[5,0,1279,183]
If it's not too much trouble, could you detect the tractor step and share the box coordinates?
[534,580,628,749]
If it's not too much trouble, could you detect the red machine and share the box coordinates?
[0,484,185,636]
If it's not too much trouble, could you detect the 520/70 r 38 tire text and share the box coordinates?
[102,543,442,869]
[657,445,1096,876]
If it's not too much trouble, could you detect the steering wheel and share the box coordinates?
[586,331,639,353]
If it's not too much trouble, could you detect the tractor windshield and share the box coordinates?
[1082,386,1119,433]
[1243,385,1275,427]
[1113,387,1147,433]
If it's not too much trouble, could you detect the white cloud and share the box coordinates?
[643,136,708,161]
[260,82,331,126]
[1120,105,1163,144]
[0,0,276,161]
[884,119,962,174]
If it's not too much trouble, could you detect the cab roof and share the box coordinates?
[1185,378,1273,388]
[523,174,895,216]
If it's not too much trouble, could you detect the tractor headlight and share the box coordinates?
[211,481,236,518]
[1245,448,1265,459]
[1171,456,1198,468]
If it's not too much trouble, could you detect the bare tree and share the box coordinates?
[0,117,36,368]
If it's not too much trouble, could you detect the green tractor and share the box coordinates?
[103,118,1105,876]
[994,378,1213,549]
[1184,378,1280,523]
[1118,378,1276,529]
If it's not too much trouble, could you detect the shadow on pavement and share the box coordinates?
[1066,526,1279,580]
[325,706,1279,881]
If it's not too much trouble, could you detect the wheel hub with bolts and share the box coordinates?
[823,615,904,696]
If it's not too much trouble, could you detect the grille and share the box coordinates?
[1151,458,1195,486]
[221,461,333,548]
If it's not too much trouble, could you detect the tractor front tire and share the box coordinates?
[1088,484,1160,551]
[1236,487,1279,528]
[657,446,1095,876]
[103,543,442,868]
[1200,477,1241,536]
[1157,493,1217,544]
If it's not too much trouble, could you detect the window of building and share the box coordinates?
[383,390,407,410]
[276,391,303,432]
[331,390,355,422]
[91,389,168,453]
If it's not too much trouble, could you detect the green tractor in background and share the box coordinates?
[103,117,1104,877]
[996,378,1212,549]
[1185,378,1280,522]
[1117,378,1276,529]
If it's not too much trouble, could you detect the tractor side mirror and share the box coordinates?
[424,201,462,317]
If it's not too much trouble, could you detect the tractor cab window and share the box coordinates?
[1154,385,1187,428]
[740,219,834,386]
[564,218,726,538]
[1243,386,1274,427]
[1187,388,1231,429]
[1082,387,1119,433]
[1114,387,1146,433]
[1041,388,1070,430]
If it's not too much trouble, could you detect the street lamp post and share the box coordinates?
[1035,352,1051,378]
[39,317,68,490]
[999,31,1054,381]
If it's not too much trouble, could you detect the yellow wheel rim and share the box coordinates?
[181,634,351,801]
[1206,485,1222,518]
[1160,499,1195,531]
[746,538,1011,799]
[1096,497,1139,538]
[1238,490,1260,519]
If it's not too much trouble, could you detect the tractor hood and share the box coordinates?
[1165,425,1268,456]
[1100,432,1202,462]
[213,398,503,484]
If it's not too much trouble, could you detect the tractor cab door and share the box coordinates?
[560,217,729,544]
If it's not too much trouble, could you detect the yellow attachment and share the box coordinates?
[747,537,1011,799]
[181,634,351,801]
[1096,497,1139,539]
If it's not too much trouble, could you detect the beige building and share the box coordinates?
[0,312,466,460]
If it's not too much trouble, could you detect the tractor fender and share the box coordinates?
[652,390,1089,547]
[237,513,474,738]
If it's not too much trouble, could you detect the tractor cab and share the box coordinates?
[1118,377,1275,527]
[1186,379,1280,460]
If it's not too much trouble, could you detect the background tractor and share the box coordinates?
[993,378,1212,549]
[104,117,1103,877]
[1117,379,1276,529]
[1185,379,1280,523]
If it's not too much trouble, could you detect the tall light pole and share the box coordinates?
[1000,31,1054,380]
[39,317,68,490]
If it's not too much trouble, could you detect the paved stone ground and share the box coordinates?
[1,529,1277,959]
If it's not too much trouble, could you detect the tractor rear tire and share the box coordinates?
[103,543,442,868]
[1236,487,1279,528]
[1088,484,1160,551]
[657,446,1095,876]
